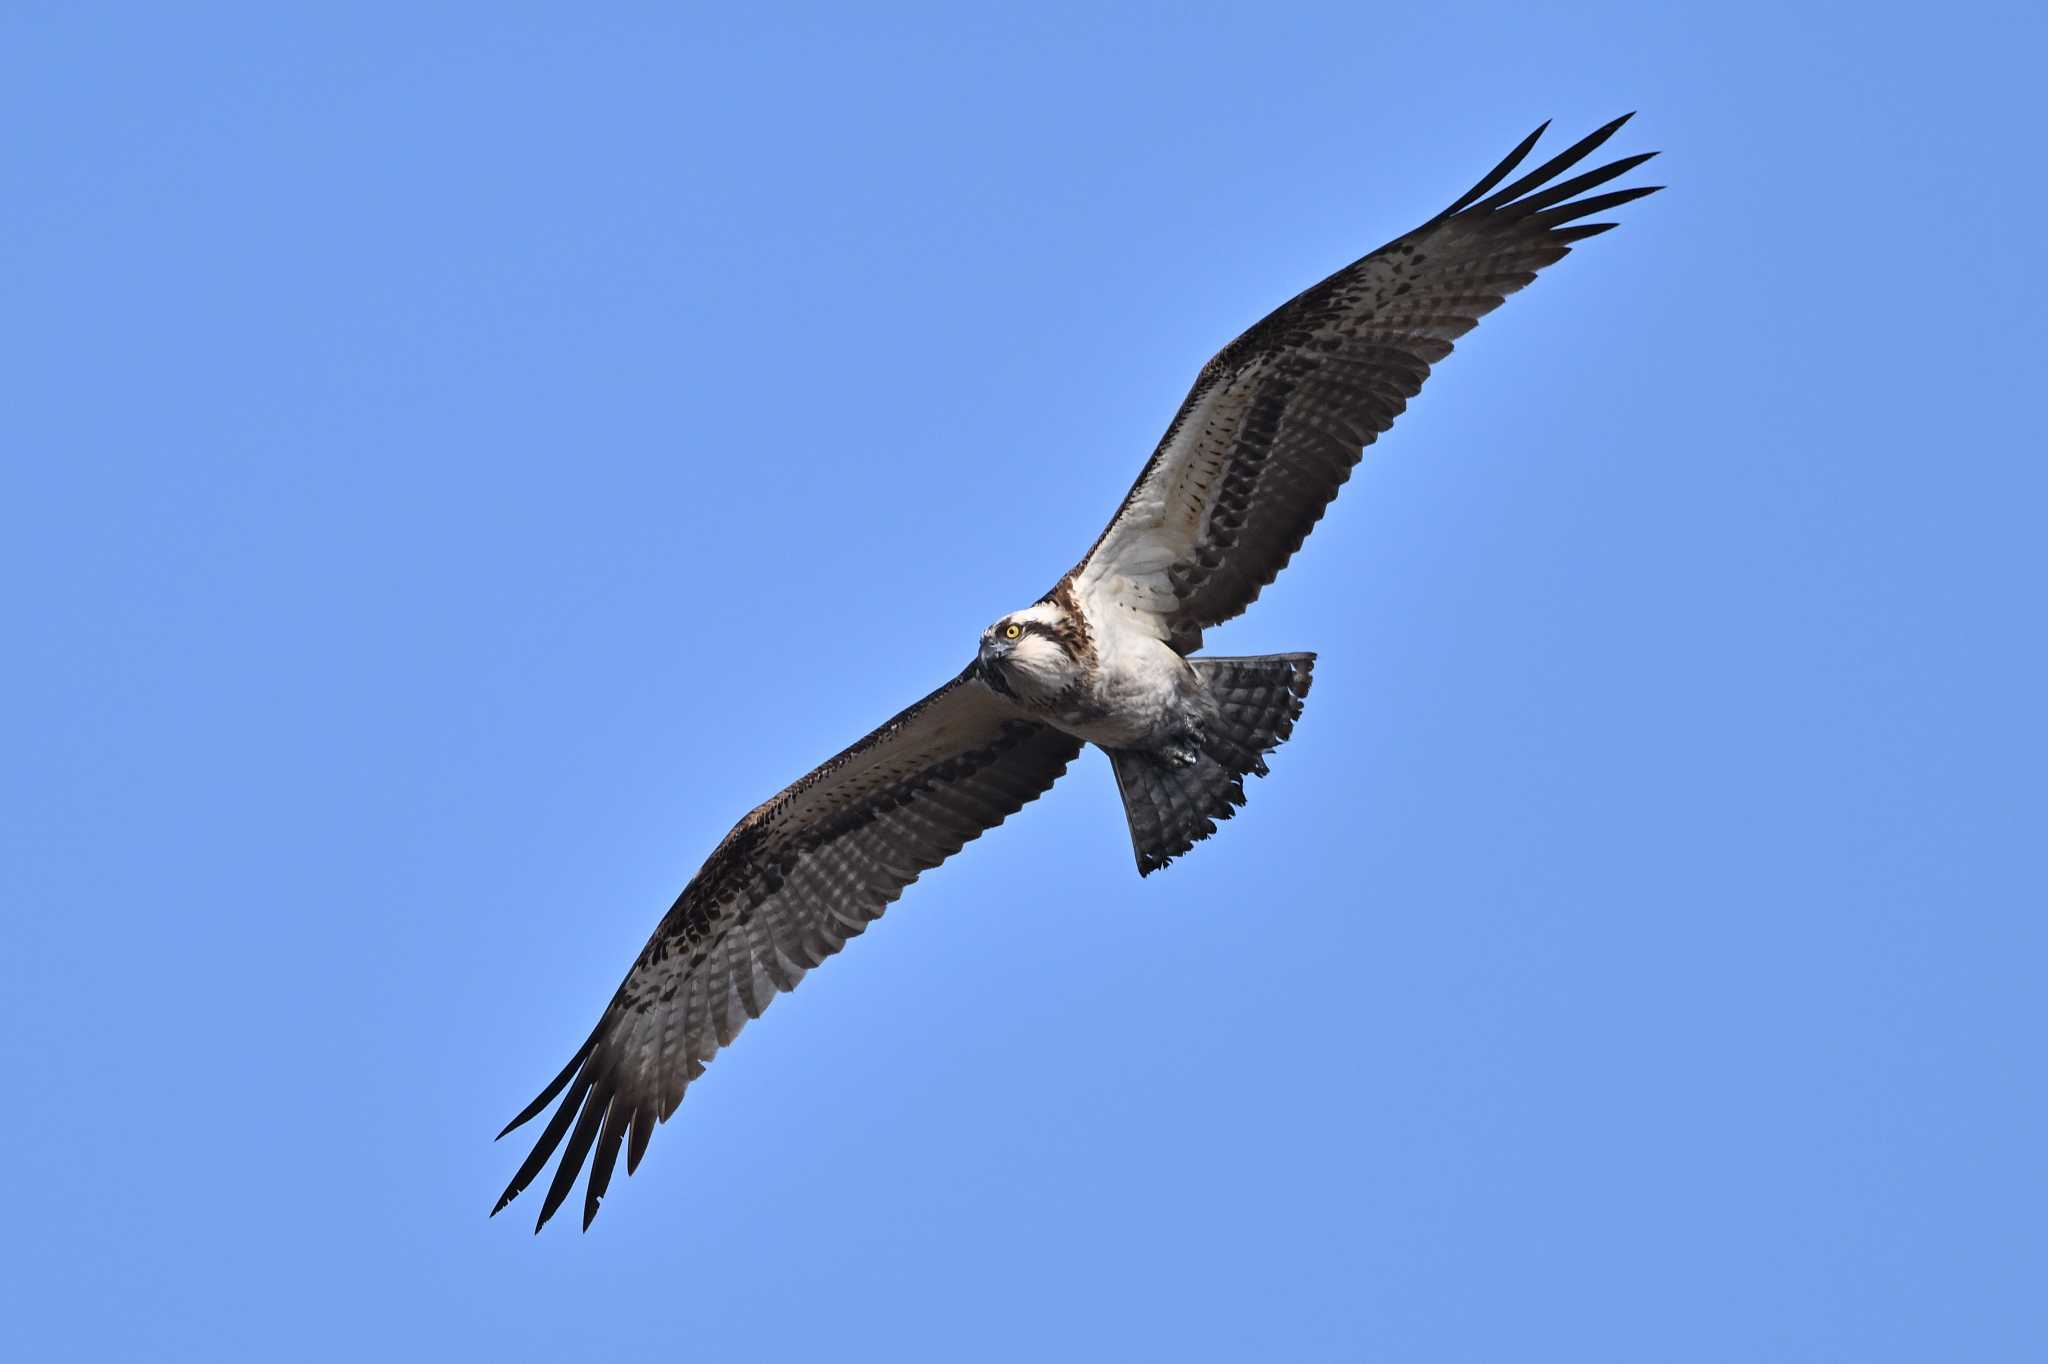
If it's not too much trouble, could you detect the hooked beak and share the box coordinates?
[976,637,1015,694]
[978,633,1013,664]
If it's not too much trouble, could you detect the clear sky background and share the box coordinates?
[5,3,2043,1359]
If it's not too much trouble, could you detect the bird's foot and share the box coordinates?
[1160,728,1205,769]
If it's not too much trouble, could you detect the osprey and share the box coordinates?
[496,116,1660,1231]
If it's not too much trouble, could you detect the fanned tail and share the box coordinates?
[1109,653,1315,875]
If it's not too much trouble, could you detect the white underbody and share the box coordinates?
[982,597,1204,752]
[1063,604,1198,747]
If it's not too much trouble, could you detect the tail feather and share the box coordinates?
[1109,653,1315,875]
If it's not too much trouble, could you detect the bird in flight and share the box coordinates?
[494,115,1660,1231]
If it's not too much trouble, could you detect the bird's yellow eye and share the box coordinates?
[1004,624,1022,640]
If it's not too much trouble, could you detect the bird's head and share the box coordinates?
[978,601,1085,700]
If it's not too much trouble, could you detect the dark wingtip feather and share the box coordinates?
[1437,119,1551,220]
[1474,113,1640,214]
[533,1087,611,1233]
[625,1106,654,1175]
[1551,221,1621,243]
[581,1100,632,1231]
[490,1069,594,1219]
[1505,150,1660,218]
[496,1111,536,1143]
[496,1020,604,1140]
[1532,183,1663,228]
[496,1075,565,1142]
[1591,110,1637,139]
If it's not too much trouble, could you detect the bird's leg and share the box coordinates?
[1158,721,1206,769]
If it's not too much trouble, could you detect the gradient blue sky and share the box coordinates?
[5,4,2043,1359]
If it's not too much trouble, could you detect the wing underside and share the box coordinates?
[1069,115,1661,650]
[493,668,1082,1231]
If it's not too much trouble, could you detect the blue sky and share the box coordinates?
[4,3,2043,1359]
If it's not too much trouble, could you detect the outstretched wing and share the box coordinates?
[493,666,1082,1232]
[1069,115,1661,652]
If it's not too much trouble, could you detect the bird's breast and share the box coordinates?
[1042,619,1193,750]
